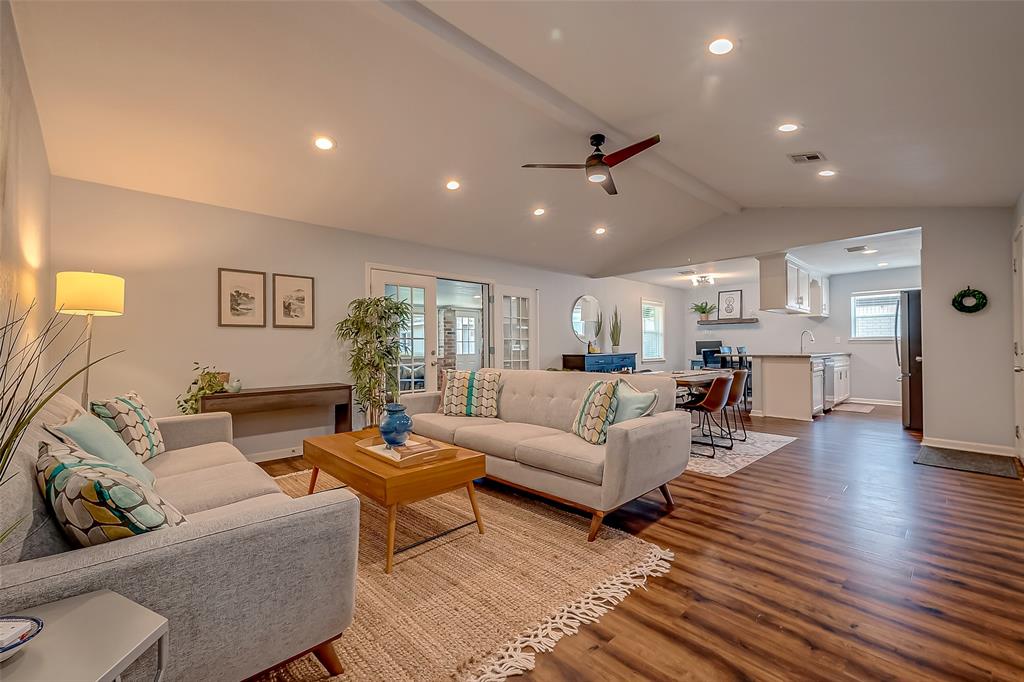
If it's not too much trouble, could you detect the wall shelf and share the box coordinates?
[697,318,760,326]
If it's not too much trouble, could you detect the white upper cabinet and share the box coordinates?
[807,272,831,318]
[758,253,813,314]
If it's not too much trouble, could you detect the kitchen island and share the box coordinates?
[744,352,852,421]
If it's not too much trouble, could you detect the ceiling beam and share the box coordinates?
[382,0,742,215]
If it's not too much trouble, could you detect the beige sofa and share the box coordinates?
[403,369,689,540]
[0,393,360,681]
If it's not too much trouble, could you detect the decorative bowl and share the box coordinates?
[0,616,43,664]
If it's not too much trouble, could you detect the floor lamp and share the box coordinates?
[55,271,125,407]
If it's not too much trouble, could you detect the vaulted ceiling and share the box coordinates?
[12,1,1024,276]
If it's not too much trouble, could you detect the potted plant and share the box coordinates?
[176,362,229,415]
[691,301,718,321]
[335,296,412,427]
[609,306,622,353]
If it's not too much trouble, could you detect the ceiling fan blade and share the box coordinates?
[521,163,587,169]
[601,173,618,196]
[603,134,661,167]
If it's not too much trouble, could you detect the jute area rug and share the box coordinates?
[259,470,673,681]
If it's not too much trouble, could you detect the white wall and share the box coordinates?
[0,1,51,332]
[49,178,689,458]
[684,267,921,403]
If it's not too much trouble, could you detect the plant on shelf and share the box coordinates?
[690,301,718,321]
[609,307,622,352]
[176,362,228,415]
[0,299,120,544]
[335,296,412,426]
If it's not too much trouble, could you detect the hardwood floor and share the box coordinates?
[260,407,1024,681]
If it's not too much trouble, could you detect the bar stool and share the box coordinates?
[680,374,733,458]
[722,369,749,442]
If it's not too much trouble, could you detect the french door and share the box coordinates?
[369,269,438,394]
[493,285,539,370]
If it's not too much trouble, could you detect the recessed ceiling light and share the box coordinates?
[863,248,879,254]
[818,169,837,177]
[708,38,734,55]
[594,227,607,235]
[313,136,335,151]
[777,123,800,133]
[550,28,563,42]
[878,262,889,267]
[445,180,461,191]
[533,208,545,216]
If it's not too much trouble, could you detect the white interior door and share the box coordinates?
[369,269,438,394]
[494,285,539,370]
[1014,230,1024,460]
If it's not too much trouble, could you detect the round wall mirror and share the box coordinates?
[571,295,601,343]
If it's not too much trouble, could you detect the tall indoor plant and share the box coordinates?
[335,296,411,426]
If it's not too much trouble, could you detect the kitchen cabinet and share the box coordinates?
[808,273,831,318]
[833,356,851,403]
[758,253,812,314]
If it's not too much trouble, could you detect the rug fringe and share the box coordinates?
[461,544,675,682]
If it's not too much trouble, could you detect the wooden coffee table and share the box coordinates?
[303,428,486,573]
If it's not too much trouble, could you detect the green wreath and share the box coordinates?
[952,286,988,313]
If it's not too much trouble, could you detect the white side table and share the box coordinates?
[0,590,168,682]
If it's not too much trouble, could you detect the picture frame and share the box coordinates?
[717,289,743,320]
[218,268,266,327]
[272,273,315,329]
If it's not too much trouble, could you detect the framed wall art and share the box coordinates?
[272,273,315,328]
[717,289,743,320]
[218,268,266,327]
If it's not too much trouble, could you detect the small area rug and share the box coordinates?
[914,446,1022,479]
[258,470,673,681]
[687,430,796,477]
[833,403,875,413]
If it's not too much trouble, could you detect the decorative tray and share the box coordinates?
[355,434,458,468]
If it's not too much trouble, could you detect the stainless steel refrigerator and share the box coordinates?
[896,289,923,430]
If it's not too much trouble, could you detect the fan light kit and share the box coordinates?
[445,180,461,190]
[533,208,545,216]
[691,275,716,287]
[708,38,734,55]
[313,136,335,151]
[522,132,661,196]
[777,123,800,133]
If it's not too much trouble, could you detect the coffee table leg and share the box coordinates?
[307,467,320,495]
[466,482,485,534]
[385,504,398,574]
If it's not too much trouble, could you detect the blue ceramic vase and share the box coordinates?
[380,403,413,448]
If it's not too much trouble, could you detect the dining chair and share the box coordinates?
[722,369,749,442]
[679,374,734,458]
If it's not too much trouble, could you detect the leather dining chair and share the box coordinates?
[722,369,749,442]
[680,374,734,458]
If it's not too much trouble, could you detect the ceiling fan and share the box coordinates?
[522,133,661,196]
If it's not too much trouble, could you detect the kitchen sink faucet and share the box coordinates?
[800,330,816,354]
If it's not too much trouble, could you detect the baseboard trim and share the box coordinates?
[246,446,303,463]
[749,409,765,417]
[847,398,901,406]
[920,437,1018,458]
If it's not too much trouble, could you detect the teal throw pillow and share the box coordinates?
[49,413,156,486]
[611,379,659,424]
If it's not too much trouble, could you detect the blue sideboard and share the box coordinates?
[562,353,637,373]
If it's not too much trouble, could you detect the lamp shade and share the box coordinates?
[55,271,125,316]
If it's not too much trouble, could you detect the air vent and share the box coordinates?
[845,245,868,253]
[677,269,696,276]
[788,151,827,164]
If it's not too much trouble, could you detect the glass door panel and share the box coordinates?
[370,269,437,393]
[494,286,537,370]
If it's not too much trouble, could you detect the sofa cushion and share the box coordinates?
[455,422,564,461]
[154,462,281,515]
[515,433,606,485]
[90,391,166,462]
[186,492,293,523]
[412,413,504,444]
[145,441,248,478]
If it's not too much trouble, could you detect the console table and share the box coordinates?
[562,353,637,373]
[199,383,353,433]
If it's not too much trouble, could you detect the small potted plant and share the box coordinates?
[691,301,718,322]
[609,306,622,353]
[177,362,229,415]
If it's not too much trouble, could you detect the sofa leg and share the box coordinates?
[587,511,605,542]
[659,483,674,507]
[313,639,344,676]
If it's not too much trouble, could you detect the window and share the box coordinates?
[641,298,665,361]
[455,315,476,355]
[850,291,900,339]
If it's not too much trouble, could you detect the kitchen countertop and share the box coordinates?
[735,352,852,358]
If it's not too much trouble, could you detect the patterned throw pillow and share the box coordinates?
[441,370,501,418]
[35,442,186,548]
[90,392,165,462]
[571,380,619,445]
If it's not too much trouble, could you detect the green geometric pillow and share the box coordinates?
[571,380,619,445]
[441,369,501,418]
[35,442,186,548]
[90,391,165,463]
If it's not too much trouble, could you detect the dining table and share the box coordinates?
[672,369,733,388]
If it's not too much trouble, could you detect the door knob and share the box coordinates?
[1015,366,1024,373]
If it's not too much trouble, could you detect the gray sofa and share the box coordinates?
[0,393,360,681]
[403,369,690,540]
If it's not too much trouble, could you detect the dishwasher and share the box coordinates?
[822,356,836,411]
